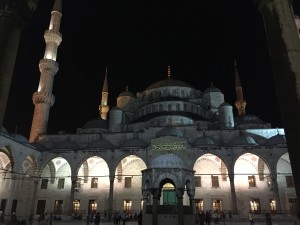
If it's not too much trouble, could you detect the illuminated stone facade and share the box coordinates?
[0,74,297,223]
[0,1,299,225]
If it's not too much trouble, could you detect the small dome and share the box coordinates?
[156,127,184,138]
[1,127,8,134]
[82,118,108,129]
[53,139,80,150]
[118,90,136,98]
[219,103,231,108]
[10,133,29,143]
[122,137,147,148]
[88,139,114,149]
[58,130,67,134]
[203,86,222,94]
[228,134,257,146]
[149,153,186,169]
[110,106,121,111]
[234,114,263,125]
[264,134,286,146]
[145,79,193,91]
[193,136,218,147]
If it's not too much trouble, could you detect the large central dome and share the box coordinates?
[145,78,194,91]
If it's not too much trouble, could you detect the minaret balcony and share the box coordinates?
[39,59,59,74]
[44,30,62,45]
[32,91,55,106]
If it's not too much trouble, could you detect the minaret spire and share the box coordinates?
[167,65,171,79]
[29,0,63,143]
[234,60,247,116]
[99,68,109,120]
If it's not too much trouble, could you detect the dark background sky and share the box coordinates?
[3,0,300,138]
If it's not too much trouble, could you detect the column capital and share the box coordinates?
[71,177,78,184]
[0,0,39,27]
[109,175,115,182]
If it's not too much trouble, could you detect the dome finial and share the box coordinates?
[167,65,171,79]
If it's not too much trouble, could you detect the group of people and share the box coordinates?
[249,211,272,225]
[37,212,55,225]
[112,211,142,225]
[197,210,230,225]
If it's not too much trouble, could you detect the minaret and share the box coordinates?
[99,69,109,120]
[29,0,62,143]
[295,15,300,38]
[234,60,247,116]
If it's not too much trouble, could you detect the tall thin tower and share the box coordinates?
[29,0,62,143]
[234,61,247,116]
[99,69,109,120]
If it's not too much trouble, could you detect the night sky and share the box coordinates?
[3,0,300,138]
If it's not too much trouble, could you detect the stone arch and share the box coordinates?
[22,155,38,176]
[0,146,14,171]
[47,161,56,184]
[152,173,182,189]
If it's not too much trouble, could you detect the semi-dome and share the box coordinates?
[145,78,193,91]
[82,118,108,129]
[156,127,184,138]
[193,136,218,147]
[228,134,257,146]
[264,134,286,146]
[149,153,186,169]
[88,139,114,149]
[122,137,147,148]
[10,133,29,143]
[53,139,80,150]
[234,114,264,125]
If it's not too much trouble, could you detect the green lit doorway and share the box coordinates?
[162,183,177,205]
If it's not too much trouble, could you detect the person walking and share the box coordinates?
[94,212,100,225]
[249,211,254,225]
[266,212,272,225]
[11,212,17,225]
[48,213,53,225]
[205,211,211,225]
[137,211,142,225]
[86,214,90,225]
[0,211,4,223]
[122,211,126,225]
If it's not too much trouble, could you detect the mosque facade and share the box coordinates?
[0,1,299,225]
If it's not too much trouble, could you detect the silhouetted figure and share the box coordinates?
[266,213,272,225]
[248,212,254,225]
[11,212,17,225]
[205,211,212,225]
[94,212,101,225]
[86,214,90,225]
[137,211,142,225]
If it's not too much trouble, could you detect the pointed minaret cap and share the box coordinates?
[234,60,241,87]
[102,69,108,92]
[52,0,62,13]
